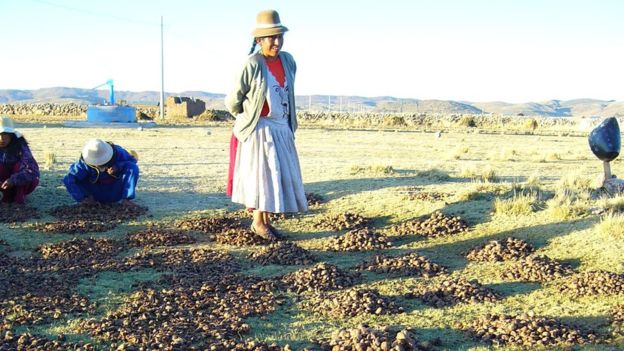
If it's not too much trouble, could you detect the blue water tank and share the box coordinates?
[86,105,137,123]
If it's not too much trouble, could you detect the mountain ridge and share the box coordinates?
[0,87,622,117]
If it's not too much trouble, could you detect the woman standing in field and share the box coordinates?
[0,116,40,205]
[225,9,307,239]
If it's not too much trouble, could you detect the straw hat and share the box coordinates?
[82,139,113,166]
[252,10,288,38]
[0,116,23,138]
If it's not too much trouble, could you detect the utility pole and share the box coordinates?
[339,96,343,114]
[328,95,331,113]
[159,16,165,120]
[308,95,312,112]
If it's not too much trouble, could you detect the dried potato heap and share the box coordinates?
[406,277,499,307]
[501,255,573,282]
[33,220,115,234]
[175,215,242,235]
[386,211,468,237]
[48,203,147,222]
[77,275,281,350]
[356,252,447,277]
[126,227,196,248]
[323,227,391,252]
[316,325,433,351]
[611,304,624,337]
[314,212,369,231]
[0,205,38,223]
[465,237,534,262]
[0,332,96,351]
[558,271,624,297]
[248,241,316,265]
[469,313,598,347]
[281,263,360,293]
[302,288,403,318]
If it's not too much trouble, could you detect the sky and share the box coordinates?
[1,0,623,103]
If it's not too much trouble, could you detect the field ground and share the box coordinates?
[2,123,624,350]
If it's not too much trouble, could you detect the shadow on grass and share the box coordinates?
[487,281,542,299]
[305,174,471,202]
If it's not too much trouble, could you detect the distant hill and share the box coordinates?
[0,87,623,117]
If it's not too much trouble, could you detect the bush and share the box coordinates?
[457,116,476,128]
[382,115,406,127]
[523,118,538,131]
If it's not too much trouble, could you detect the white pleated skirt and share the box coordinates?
[231,117,308,213]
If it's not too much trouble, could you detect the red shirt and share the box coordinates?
[260,57,286,116]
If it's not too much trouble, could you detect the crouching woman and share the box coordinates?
[64,139,139,205]
[0,117,40,204]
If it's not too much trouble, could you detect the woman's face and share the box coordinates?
[257,34,283,58]
[0,133,13,148]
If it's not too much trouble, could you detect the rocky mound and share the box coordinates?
[0,205,38,223]
[323,227,391,251]
[386,211,468,237]
[32,220,115,234]
[501,255,573,282]
[248,241,316,265]
[314,212,369,231]
[302,288,403,318]
[558,271,624,297]
[316,326,433,351]
[355,252,447,277]
[406,277,499,307]
[465,237,535,262]
[48,203,147,222]
[281,263,360,293]
[468,313,598,347]
[126,227,196,248]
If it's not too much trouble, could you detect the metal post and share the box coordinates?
[159,15,165,120]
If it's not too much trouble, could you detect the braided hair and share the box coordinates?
[248,38,258,55]
[0,133,28,159]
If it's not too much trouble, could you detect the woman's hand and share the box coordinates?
[106,166,119,176]
[0,179,14,190]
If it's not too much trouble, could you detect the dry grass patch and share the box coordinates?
[458,165,497,182]
[350,164,394,175]
[493,193,538,216]
[488,148,518,161]
[416,167,451,181]
[596,213,624,239]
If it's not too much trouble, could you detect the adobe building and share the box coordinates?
[166,96,206,118]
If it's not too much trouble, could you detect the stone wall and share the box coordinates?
[165,96,206,118]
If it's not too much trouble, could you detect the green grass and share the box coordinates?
[1,125,623,350]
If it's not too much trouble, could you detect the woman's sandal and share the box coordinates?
[266,224,284,239]
[250,224,277,240]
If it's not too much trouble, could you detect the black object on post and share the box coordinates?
[588,117,621,162]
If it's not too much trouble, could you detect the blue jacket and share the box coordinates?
[64,144,138,202]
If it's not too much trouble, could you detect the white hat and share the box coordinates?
[82,139,113,166]
[0,116,23,138]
